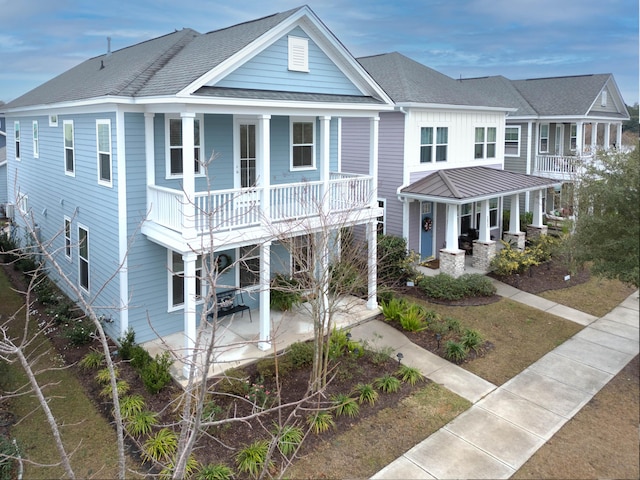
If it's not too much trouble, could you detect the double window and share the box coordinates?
[505,126,520,156]
[64,120,75,175]
[170,252,203,308]
[32,121,39,158]
[96,120,112,185]
[420,127,448,163]
[78,225,89,292]
[14,122,20,161]
[168,116,202,176]
[474,127,496,159]
[291,120,315,169]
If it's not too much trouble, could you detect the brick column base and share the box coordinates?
[502,231,526,250]
[472,240,496,272]
[526,225,548,239]
[439,249,466,278]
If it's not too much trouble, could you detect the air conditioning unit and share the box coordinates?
[5,203,14,220]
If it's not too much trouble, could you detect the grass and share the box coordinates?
[0,268,140,479]
[538,275,637,317]
[286,383,470,478]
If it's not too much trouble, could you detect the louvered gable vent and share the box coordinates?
[288,35,309,72]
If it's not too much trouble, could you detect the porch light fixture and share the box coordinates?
[396,352,404,364]
[436,333,442,350]
[346,332,352,340]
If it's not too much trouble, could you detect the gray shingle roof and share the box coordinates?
[357,53,512,109]
[400,166,558,202]
[460,76,537,116]
[5,8,302,108]
[194,86,384,103]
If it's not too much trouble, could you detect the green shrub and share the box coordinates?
[458,274,496,297]
[95,367,118,385]
[307,411,335,434]
[47,301,76,324]
[256,356,292,379]
[328,328,359,360]
[354,383,379,405]
[461,329,484,353]
[380,297,408,322]
[141,352,173,394]
[63,319,94,346]
[196,464,234,480]
[127,410,158,437]
[78,349,105,370]
[445,316,462,334]
[0,435,17,480]
[377,234,415,286]
[117,328,136,360]
[215,368,249,396]
[270,274,302,311]
[273,424,304,456]
[100,380,130,398]
[399,303,428,332]
[490,241,540,276]
[418,273,495,300]
[235,440,272,478]
[287,341,314,369]
[143,428,178,463]
[34,276,61,306]
[374,374,401,393]
[396,365,424,386]
[119,394,146,420]
[528,234,560,263]
[444,341,468,363]
[329,259,367,296]
[331,393,360,418]
[159,454,199,480]
[130,345,152,370]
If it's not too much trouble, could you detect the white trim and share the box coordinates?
[538,123,549,154]
[78,223,90,293]
[234,117,259,189]
[32,120,39,158]
[164,113,203,179]
[168,250,204,311]
[64,216,72,261]
[48,114,58,127]
[63,120,75,176]
[504,125,521,157]
[116,109,129,335]
[96,119,113,187]
[290,117,316,170]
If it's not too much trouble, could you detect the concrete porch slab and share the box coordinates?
[530,351,613,394]
[444,407,546,469]
[404,429,515,479]
[475,388,566,440]
[552,336,636,374]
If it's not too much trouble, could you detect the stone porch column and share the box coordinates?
[503,193,525,250]
[440,203,465,277]
[258,241,271,351]
[182,251,198,378]
[366,221,377,309]
[527,189,548,239]
[473,199,496,270]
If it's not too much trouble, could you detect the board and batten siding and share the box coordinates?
[214,27,362,96]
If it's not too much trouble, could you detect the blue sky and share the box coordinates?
[1,0,638,105]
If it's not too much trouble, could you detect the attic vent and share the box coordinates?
[601,91,607,107]
[288,36,309,72]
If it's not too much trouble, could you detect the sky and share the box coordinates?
[0,0,638,106]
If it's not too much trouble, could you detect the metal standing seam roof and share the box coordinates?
[400,166,560,203]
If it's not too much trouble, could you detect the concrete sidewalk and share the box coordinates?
[354,285,639,480]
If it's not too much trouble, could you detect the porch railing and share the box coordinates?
[147,172,374,235]
[534,154,593,179]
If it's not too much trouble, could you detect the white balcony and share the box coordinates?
[533,154,593,181]
[145,172,376,245]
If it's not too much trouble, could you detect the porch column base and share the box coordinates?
[503,231,526,250]
[472,240,496,272]
[526,225,548,239]
[439,248,466,278]
[258,341,271,351]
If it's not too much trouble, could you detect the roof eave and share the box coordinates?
[397,102,516,113]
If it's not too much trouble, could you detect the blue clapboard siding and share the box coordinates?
[216,27,362,96]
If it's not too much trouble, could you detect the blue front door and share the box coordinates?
[420,202,433,259]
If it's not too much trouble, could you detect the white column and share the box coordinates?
[576,121,584,155]
[532,190,544,227]
[369,116,380,207]
[258,115,271,220]
[445,203,459,251]
[144,113,155,215]
[182,251,198,378]
[402,199,410,243]
[320,116,331,213]
[509,194,520,232]
[366,221,377,309]
[181,112,197,240]
[591,122,598,152]
[604,122,611,150]
[258,241,271,351]
[478,199,490,242]
[615,122,622,149]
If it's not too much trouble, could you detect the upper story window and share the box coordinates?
[64,120,75,175]
[167,116,202,177]
[505,126,520,157]
[49,114,58,127]
[14,122,20,161]
[291,120,315,169]
[96,120,112,186]
[420,127,448,163]
[570,124,578,151]
[474,127,496,159]
[32,121,39,158]
[288,36,309,72]
[539,124,549,153]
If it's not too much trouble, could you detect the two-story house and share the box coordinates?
[462,74,630,214]
[342,53,559,277]
[2,6,393,377]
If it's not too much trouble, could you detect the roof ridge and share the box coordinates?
[439,169,462,198]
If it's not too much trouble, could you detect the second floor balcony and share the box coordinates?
[533,154,594,181]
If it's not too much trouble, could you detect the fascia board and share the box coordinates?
[397,102,516,113]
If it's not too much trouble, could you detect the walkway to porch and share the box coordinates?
[142,295,380,387]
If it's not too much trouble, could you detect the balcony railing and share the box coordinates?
[147,172,374,236]
[534,154,593,180]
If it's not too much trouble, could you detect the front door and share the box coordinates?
[420,202,434,259]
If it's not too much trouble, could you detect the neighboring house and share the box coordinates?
[0,109,6,207]
[462,74,630,213]
[342,52,559,277]
[3,6,393,376]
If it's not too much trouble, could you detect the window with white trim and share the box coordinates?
[64,120,75,175]
[292,235,313,275]
[539,124,549,153]
[377,199,386,235]
[291,120,315,169]
[14,122,20,161]
[460,203,472,234]
[78,225,89,292]
[420,127,448,163]
[505,126,520,156]
[239,245,260,289]
[64,217,72,259]
[475,198,499,229]
[32,121,39,158]
[288,36,309,72]
[17,193,28,215]
[167,116,202,176]
[96,120,112,185]
[170,252,203,308]
[570,124,577,151]
[49,115,58,127]
[475,127,496,159]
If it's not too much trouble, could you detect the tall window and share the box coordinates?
[291,120,314,169]
[78,226,89,292]
[420,127,448,163]
[64,120,75,174]
[460,203,472,234]
[240,123,256,187]
[505,127,520,156]
[570,124,578,151]
[539,124,549,153]
[292,235,313,275]
[64,217,71,259]
[14,122,20,161]
[377,199,386,235]
[475,127,496,159]
[96,120,112,185]
[32,121,39,158]
[168,117,201,176]
[170,252,202,308]
[239,245,260,288]
[475,198,499,229]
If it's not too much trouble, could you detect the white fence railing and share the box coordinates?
[147,173,373,235]
[534,154,593,179]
